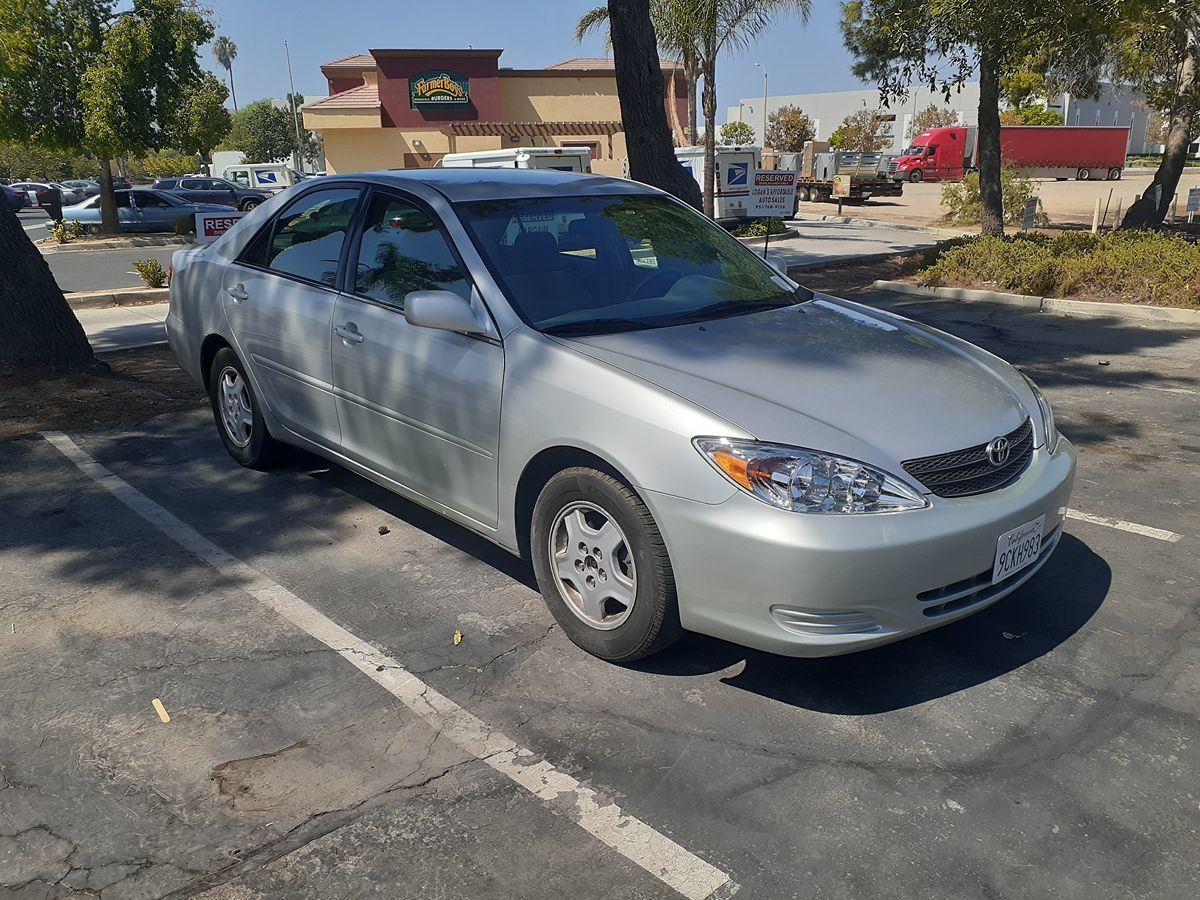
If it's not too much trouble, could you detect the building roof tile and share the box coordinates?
[304,84,381,110]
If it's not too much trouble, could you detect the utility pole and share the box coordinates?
[756,62,768,147]
[284,40,305,173]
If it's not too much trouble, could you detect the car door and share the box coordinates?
[331,187,503,527]
[222,185,362,446]
[177,178,207,203]
[131,191,181,231]
[206,178,240,208]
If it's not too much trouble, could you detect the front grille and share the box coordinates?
[902,419,1034,498]
[887,159,899,177]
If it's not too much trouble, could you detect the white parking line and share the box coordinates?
[40,431,736,900]
[1065,508,1182,543]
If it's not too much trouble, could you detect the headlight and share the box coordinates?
[693,438,928,514]
[1018,370,1058,452]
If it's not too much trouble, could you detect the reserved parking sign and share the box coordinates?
[747,170,798,218]
[195,211,246,244]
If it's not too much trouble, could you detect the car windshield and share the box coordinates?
[456,194,810,334]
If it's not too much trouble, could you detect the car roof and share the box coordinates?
[316,168,657,204]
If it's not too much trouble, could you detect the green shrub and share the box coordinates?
[132,259,168,288]
[940,168,1049,227]
[49,220,85,244]
[731,218,789,238]
[917,230,1200,308]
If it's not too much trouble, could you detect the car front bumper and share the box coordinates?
[645,439,1077,657]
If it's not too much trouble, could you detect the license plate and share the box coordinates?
[992,514,1046,584]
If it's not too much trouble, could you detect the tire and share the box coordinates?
[797,187,810,202]
[240,198,260,211]
[1077,168,1091,181]
[85,223,102,236]
[1107,167,1122,181]
[909,169,924,183]
[207,348,283,469]
[531,467,682,662]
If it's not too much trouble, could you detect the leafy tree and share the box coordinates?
[226,99,296,163]
[0,143,96,181]
[576,1,702,143]
[720,120,756,144]
[908,103,958,138]
[1115,0,1200,227]
[999,105,1064,125]
[213,35,239,112]
[828,108,893,151]
[606,0,702,208]
[177,73,232,166]
[842,0,1107,236]
[1144,111,1171,145]
[765,104,815,151]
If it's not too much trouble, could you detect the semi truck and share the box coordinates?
[674,145,762,220]
[777,144,904,204]
[438,147,592,172]
[889,125,1130,183]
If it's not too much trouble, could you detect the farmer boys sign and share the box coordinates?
[409,70,470,107]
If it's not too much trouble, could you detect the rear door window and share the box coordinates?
[264,188,361,286]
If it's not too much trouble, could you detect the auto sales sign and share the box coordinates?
[195,211,246,244]
[747,170,798,218]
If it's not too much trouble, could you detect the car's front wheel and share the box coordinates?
[531,468,682,662]
[208,348,282,469]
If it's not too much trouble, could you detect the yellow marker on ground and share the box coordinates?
[453,629,463,646]
[151,698,171,723]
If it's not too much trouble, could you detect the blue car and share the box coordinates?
[2,184,31,212]
[49,188,230,234]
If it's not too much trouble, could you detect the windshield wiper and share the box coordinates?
[670,297,799,324]
[541,318,654,336]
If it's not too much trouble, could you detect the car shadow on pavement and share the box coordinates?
[631,533,1109,715]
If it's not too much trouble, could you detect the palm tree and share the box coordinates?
[575,2,701,145]
[693,0,812,218]
[213,35,239,112]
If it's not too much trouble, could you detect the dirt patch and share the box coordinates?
[0,344,205,439]
[796,255,924,296]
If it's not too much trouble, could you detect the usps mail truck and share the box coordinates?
[438,147,592,172]
[675,146,762,221]
[220,163,304,193]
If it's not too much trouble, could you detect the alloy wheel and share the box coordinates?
[218,367,254,448]
[548,501,636,630]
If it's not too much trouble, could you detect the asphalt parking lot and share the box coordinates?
[2,291,1198,899]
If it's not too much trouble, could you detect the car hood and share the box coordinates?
[557,294,1035,471]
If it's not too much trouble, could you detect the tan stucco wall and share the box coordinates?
[321,128,503,173]
[303,107,381,131]
[499,76,622,123]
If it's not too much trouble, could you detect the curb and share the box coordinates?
[788,245,932,273]
[789,212,967,238]
[736,228,800,246]
[40,236,191,255]
[871,280,1200,324]
[66,287,169,310]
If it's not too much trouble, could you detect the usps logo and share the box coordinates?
[258,171,279,184]
[727,163,749,186]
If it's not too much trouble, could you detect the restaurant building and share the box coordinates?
[302,49,688,176]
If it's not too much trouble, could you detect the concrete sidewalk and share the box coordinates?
[770,218,943,269]
[78,302,169,352]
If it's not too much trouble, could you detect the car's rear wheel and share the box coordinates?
[208,348,282,469]
[531,468,682,662]
[1077,168,1092,181]
[84,223,102,236]
[240,198,261,211]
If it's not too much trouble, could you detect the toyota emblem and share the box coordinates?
[986,436,1011,467]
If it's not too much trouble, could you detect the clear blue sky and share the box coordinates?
[204,0,868,121]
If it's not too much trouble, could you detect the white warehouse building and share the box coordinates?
[727,82,1163,156]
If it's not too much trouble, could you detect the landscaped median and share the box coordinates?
[872,230,1200,323]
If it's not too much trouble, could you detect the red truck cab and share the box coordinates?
[892,127,969,183]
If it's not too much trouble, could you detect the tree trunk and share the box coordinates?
[1123,46,1196,228]
[684,57,699,144]
[98,157,119,236]
[0,205,94,369]
[702,58,717,219]
[608,0,702,209]
[977,48,1005,236]
[229,63,238,113]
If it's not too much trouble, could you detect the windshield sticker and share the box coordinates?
[813,299,898,332]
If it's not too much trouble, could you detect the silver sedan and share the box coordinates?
[166,170,1075,662]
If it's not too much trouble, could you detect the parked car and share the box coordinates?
[166,170,1075,663]
[152,176,270,211]
[50,182,86,205]
[9,182,61,207]
[50,188,230,234]
[109,176,133,190]
[2,183,30,212]
[60,179,102,199]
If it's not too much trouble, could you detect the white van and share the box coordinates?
[438,147,592,173]
[675,146,762,220]
[220,163,304,193]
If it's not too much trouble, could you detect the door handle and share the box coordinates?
[226,283,248,302]
[335,323,365,344]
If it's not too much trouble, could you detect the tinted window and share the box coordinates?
[113,192,130,209]
[157,179,178,190]
[180,179,204,190]
[354,193,468,307]
[207,179,233,191]
[134,191,174,208]
[266,188,360,286]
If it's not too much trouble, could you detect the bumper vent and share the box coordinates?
[902,419,1033,498]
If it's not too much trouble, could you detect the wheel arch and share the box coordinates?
[199,333,234,386]
[513,445,640,560]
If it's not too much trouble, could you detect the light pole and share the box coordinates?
[755,62,767,147]
[284,40,305,173]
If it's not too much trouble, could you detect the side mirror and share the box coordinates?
[764,253,790,279]
[404,290,488,336]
